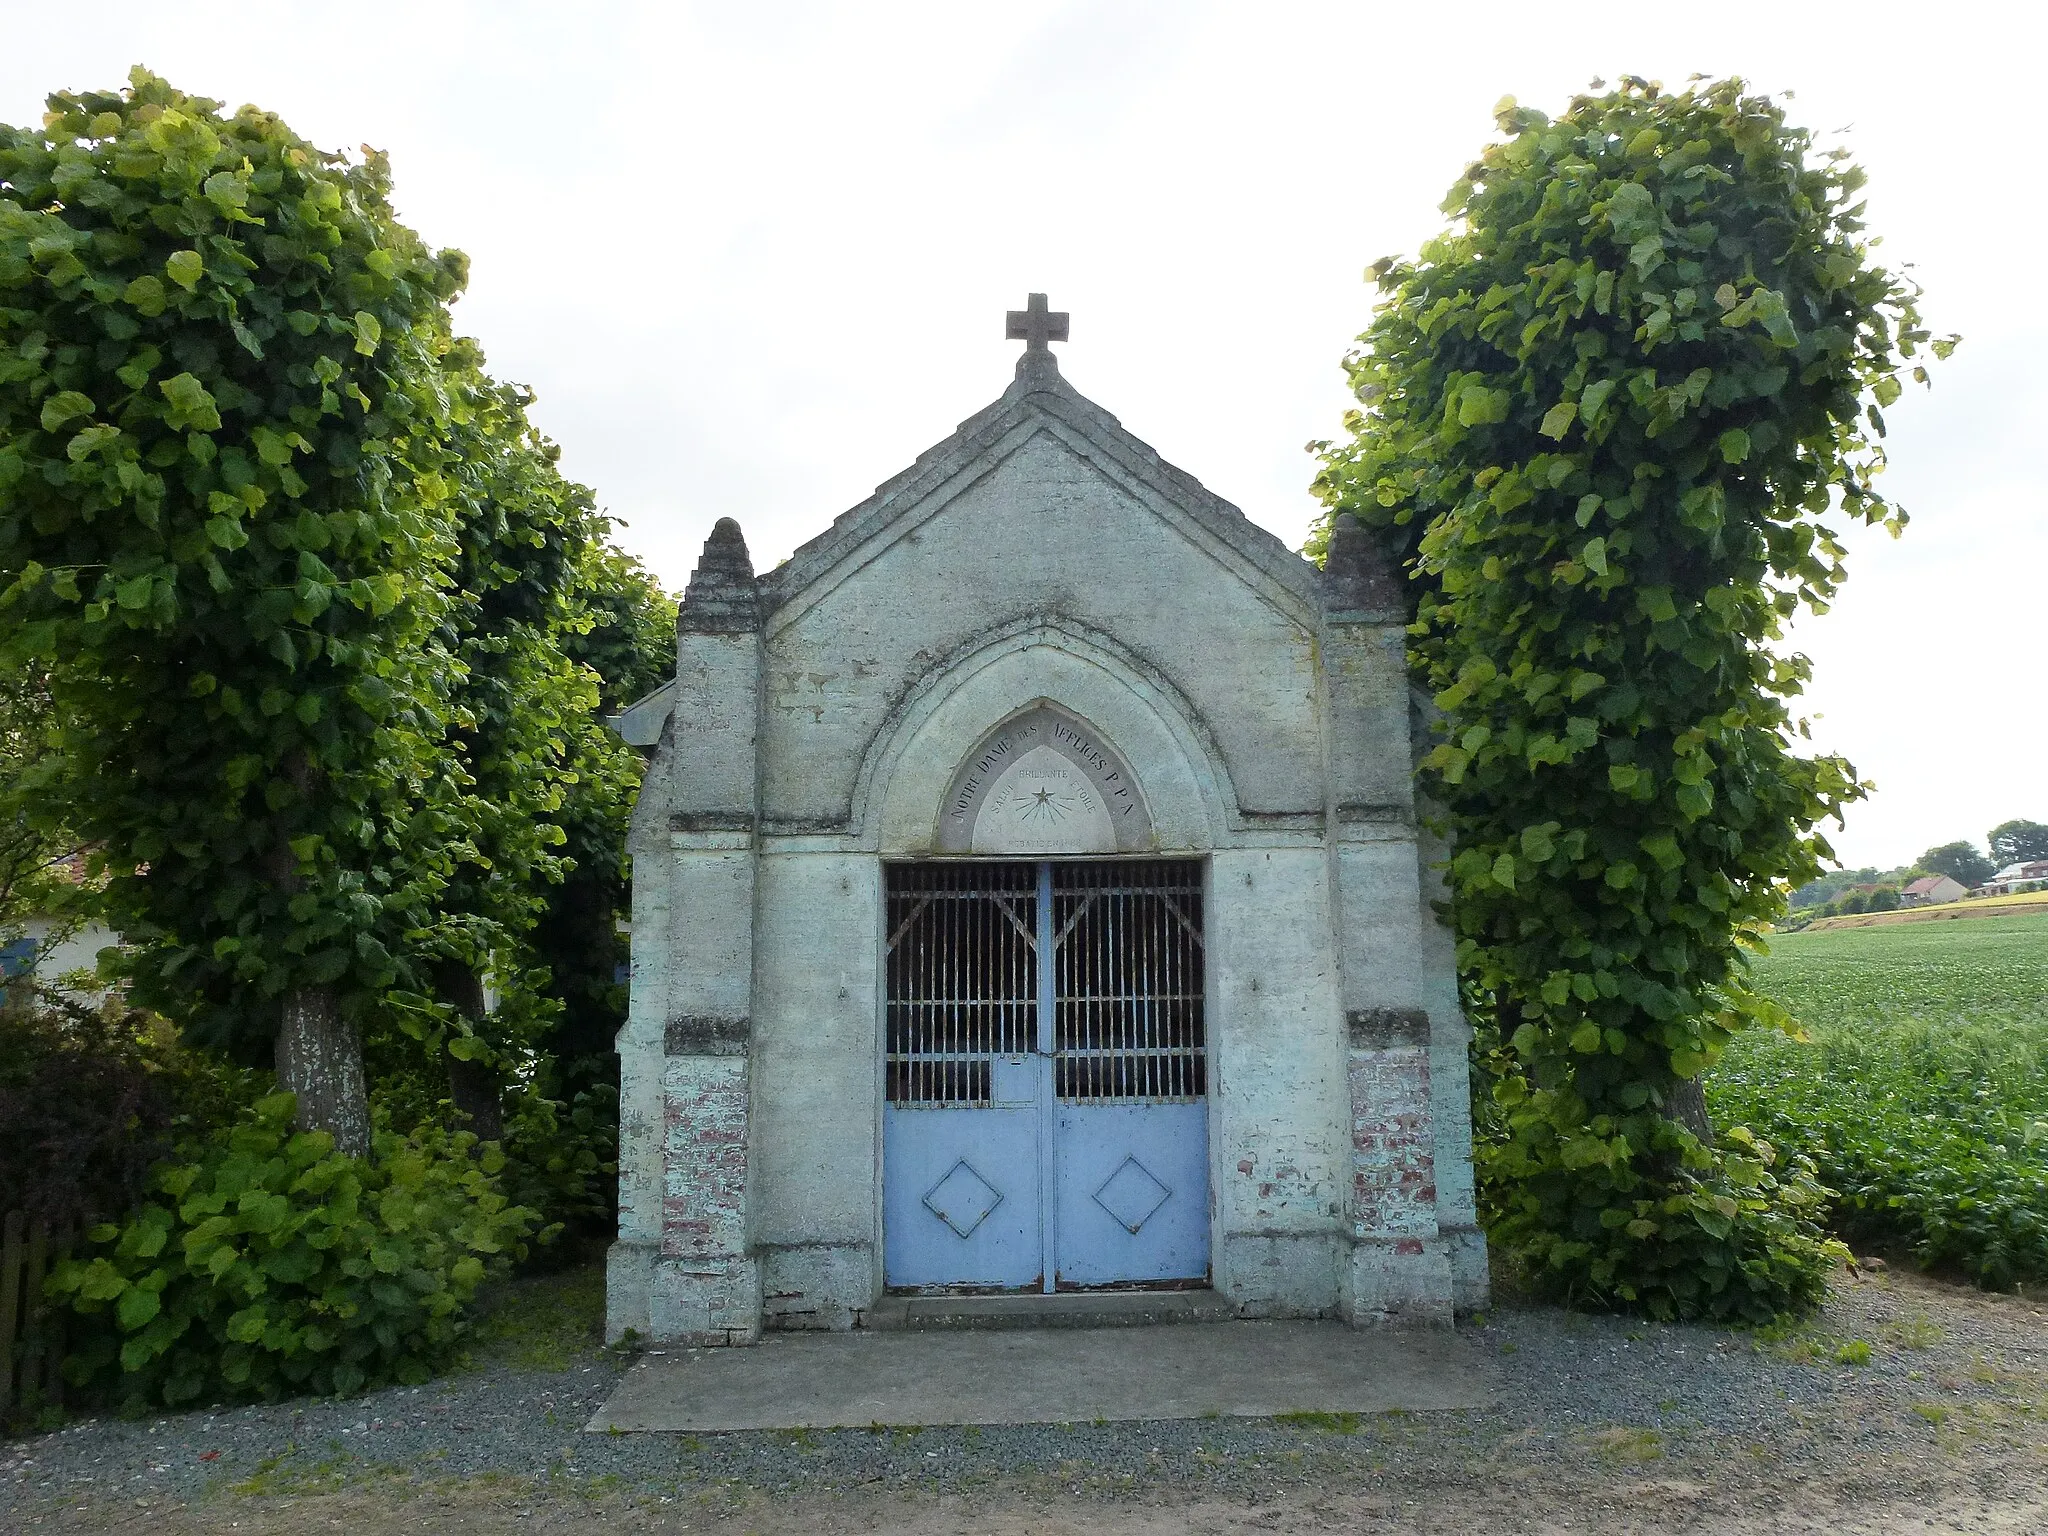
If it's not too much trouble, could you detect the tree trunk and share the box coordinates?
[1669,1076,1714,1143]
[275,986,371,1159]
[264,751,371,1159]
[434,958,503,1142]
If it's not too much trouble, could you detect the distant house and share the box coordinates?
[0,933,34,1001]
[0,850,120,1004]
[1903,874,1968,906]
[1980,860,2048,897]
[1,916,120,1005]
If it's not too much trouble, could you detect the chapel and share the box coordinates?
[604,297,1486,1344]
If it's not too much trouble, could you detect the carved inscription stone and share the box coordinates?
[937,703,1154,854]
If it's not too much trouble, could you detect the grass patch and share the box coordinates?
[1585,1425,1664,1463]
[1754,1321,1875,1368]
[1276,1410,1364,1434]
[1882,1314,1945,1351]
[1712,916,2048,1288]
[469,1259,608,1372]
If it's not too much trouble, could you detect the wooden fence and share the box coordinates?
[1,1209,73,1416]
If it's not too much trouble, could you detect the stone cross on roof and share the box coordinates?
[1005,293,1069,353]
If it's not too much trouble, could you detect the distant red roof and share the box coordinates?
[1903,876,1949,895]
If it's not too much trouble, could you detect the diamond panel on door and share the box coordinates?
[1093,1156,1171,1234]
[924,1160,1005,1238]
[1055,1102,1208,1284]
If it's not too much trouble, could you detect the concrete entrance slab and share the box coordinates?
[588,1321,1492,1432]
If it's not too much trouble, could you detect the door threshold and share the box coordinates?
[864,1288,1235,1332]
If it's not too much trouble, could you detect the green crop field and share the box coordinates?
[1711,914,2048,1287]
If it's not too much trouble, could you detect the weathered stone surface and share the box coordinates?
[648,1054,760,1345]
[609,308,1482,1346]
[1322,511,1408,621]
[1343,1038,1453,1328]
[664,1015,750,1056]
[661,1057,749,1260]
[676,517,760,634]
[1347,1008,1431,1049]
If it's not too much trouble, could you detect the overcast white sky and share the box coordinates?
[6,2,2040,871]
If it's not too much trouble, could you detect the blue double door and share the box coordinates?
[882,860,1209,1292]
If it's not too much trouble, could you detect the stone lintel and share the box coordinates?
[1347,1007,1431,1050]
[758,815,851,838]
[1334,803,1414,840]
[1234,809,1324,832]
[670,830,755,852]
[666,1015,752,1056]
[671,812,757,833]
[670,813,757,852]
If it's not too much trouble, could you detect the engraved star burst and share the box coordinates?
[1016,781,1075,824]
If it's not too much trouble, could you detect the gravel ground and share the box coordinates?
[5,1259,2047,1533]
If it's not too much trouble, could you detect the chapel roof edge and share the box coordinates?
[755,359,1326,621]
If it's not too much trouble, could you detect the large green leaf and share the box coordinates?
[116,1285,161,1330]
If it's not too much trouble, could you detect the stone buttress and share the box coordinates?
[1319,513,1482,1323]
[607,519,764,1344]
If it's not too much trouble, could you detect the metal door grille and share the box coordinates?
[885,860,1206,1108]
[885,862,1037,1106]
[1053,860,1205,1102]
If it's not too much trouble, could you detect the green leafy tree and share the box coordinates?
[533,541,672,1092]
[0,71,472,1155]
[1789,865,1877,910]
[1313,78,1950,1318]
[1988,820,2048,866]
[381,367,604,1140]
[364,383,668,1145]
[562,541,674,715]
[1918,841,1992,889]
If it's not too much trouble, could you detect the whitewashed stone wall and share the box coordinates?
[607,349,1487,1342]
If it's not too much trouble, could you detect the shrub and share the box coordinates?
[0,984,258,1230]
[344,1038,618,1264]
[50,1092,535,1410]
[498,1080,618,1257]
[1477,1012,1844,1321]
